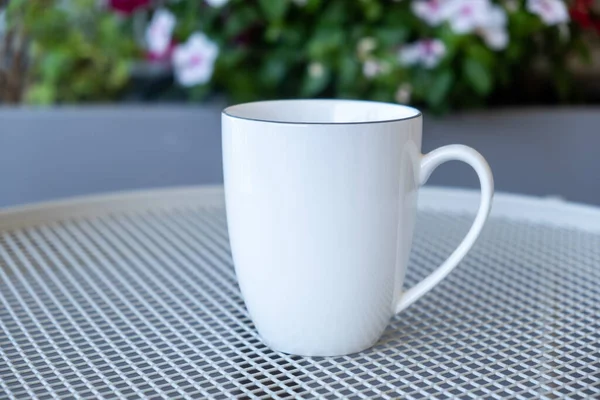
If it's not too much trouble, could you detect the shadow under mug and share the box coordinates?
[222,99,493,357]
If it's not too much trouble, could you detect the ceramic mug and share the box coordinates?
[222,99,493,356]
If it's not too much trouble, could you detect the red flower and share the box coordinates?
[570,0,600,32]
[146,40,177,63]
[108,0,150,15]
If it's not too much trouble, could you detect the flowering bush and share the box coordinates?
[2,0,598,111]
[2,0,138,103]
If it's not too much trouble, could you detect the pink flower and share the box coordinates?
[146,9,177,60]
[363,59,382,78]
[107,0,149,15]
[146,41,177,63]
[446,0,510,50]
[173,33,219,87]
[445,0,490,33]
[527,0,570,25]
[570,0,600,32]
[399,39,446,69]
[478,5,509,50]
[411,0,509,50]
[205,0,229,7]
[411,0,451,26]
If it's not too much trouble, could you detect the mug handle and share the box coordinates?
[395,144,494,313]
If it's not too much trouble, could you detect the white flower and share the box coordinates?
[363,59,382,79]
[399,39,446,69]
[445,0,491,33]
[399,44,422,66]
[419,40,446,68]
[526,0,569,25]
[411,0,451,26]
[441,0,510,50]
[205,0,229,7]
[146,9,176,56]
[308,62,325,78]
[412,0,510,50]
[357,37,377,59]
[395,83,413,104]
[173,33,219,87]
[478,5,509,50]
[504,0,519,12]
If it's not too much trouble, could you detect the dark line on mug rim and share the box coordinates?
[222,99,423,126]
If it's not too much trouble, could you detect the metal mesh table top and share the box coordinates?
[0,186,598,399]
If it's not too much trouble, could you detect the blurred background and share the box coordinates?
[0,0,599,207]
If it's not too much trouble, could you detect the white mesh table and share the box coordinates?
[0,186,598,399]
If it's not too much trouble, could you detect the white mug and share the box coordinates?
[222,99,493,356]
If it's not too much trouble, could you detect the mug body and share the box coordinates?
[222,100,422,356]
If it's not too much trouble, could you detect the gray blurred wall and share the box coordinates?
[1,106,598,208]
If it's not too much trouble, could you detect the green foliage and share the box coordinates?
[463,59,492,95]
[3,0,593,111]
[7,0,138,104]
[258,0,289,22]
[191,0,590,113]
[427,70,454,107]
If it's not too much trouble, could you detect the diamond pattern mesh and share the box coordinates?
[0,203,598,399]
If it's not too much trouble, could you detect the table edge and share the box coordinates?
[1,185,599,233]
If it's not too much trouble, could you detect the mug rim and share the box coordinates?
[222,99,422,125]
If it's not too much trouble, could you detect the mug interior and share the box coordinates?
[223,99,421,124]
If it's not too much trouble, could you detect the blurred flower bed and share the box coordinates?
[0,0,598,112]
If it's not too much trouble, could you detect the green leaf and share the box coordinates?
[574,38,592,64]
[375,27,409,47]
[280,25,305,47]
[427,70,453,106]
[6,0,28,12]
[225,72,258,102]
[25,83,56,105]
[265,23,284,42]
[510,11,542,37]
[41,51,70,83]
[467,44,494,68]
[218,48,247,69]
[260,57,287,87]
[305,0,323,12]
[307,28,344,59]
[108,61,131,88]
[505,42,524,62]
[361,0,383,21]
[552,67,571,100]
[338,56,360,89]
[99,16,119,42]
[381,7,415,29]
[463,59,492,95]
[301,64,331,96]
[437,24,461,58]
[258,0,290,22]
[410,69,430,99]
[321,1,346,25]
[223,6,260,37]
[188,84,211,102]
[371,88,391,102]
